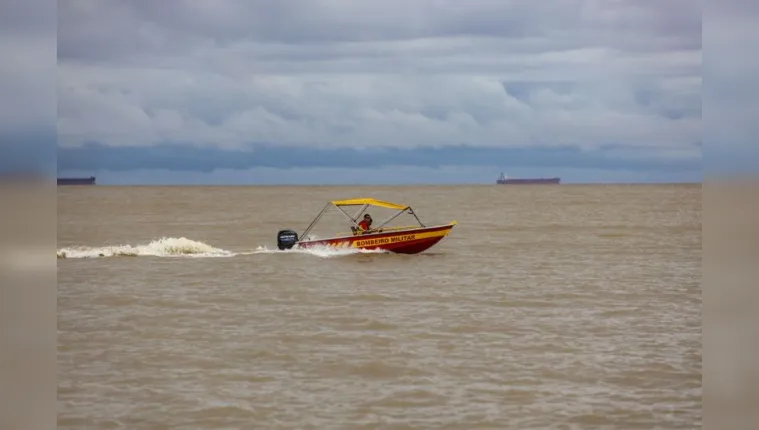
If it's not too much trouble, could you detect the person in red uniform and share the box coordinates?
[356,214,373,234]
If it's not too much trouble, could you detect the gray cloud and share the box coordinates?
[59,1,700,57]
[55,0,704,166]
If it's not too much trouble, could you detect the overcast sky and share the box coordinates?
[0,0,750,183]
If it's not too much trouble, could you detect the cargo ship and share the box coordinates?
[57,176,96,185]
[496,172,560,184]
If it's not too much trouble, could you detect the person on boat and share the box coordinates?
[355,214,374,235]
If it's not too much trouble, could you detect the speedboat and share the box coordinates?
[276,198,457,254]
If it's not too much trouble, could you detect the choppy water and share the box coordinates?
[57,184,701,429]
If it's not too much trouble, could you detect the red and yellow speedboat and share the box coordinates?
[276,198,457,254]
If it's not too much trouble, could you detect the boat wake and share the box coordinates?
[57,237,235,259]
[57,237,388,259]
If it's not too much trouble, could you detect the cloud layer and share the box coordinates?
[57,1,701,158]
[6,0,743,182]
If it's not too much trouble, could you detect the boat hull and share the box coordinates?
[295,222,456,254]
[496,177,560,184]
[58,176,96,185]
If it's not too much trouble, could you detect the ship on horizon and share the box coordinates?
[58,176,96,186]
[496,172,560,185]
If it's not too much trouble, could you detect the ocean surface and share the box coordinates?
[57,184,702,429]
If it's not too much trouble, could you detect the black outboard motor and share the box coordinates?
[277,229,299,250]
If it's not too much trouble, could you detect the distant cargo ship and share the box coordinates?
[57,176,96,185]
[496,172,560,184]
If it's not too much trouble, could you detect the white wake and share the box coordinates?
[57,237,235,259]
[57,237,389,259]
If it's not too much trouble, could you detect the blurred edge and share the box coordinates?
[703,0,759,426]
[0,0,59,426]
[0,173,57,430]
[703,174,759,430]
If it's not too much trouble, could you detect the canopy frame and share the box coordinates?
[299,198,426,239]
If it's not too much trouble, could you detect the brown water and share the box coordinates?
[57,184,702,429]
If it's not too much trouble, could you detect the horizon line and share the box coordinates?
[56,181,703,186]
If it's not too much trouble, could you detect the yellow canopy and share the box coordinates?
[330,198,408,211]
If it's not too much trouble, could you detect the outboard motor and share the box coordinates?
[277,229,299,250]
